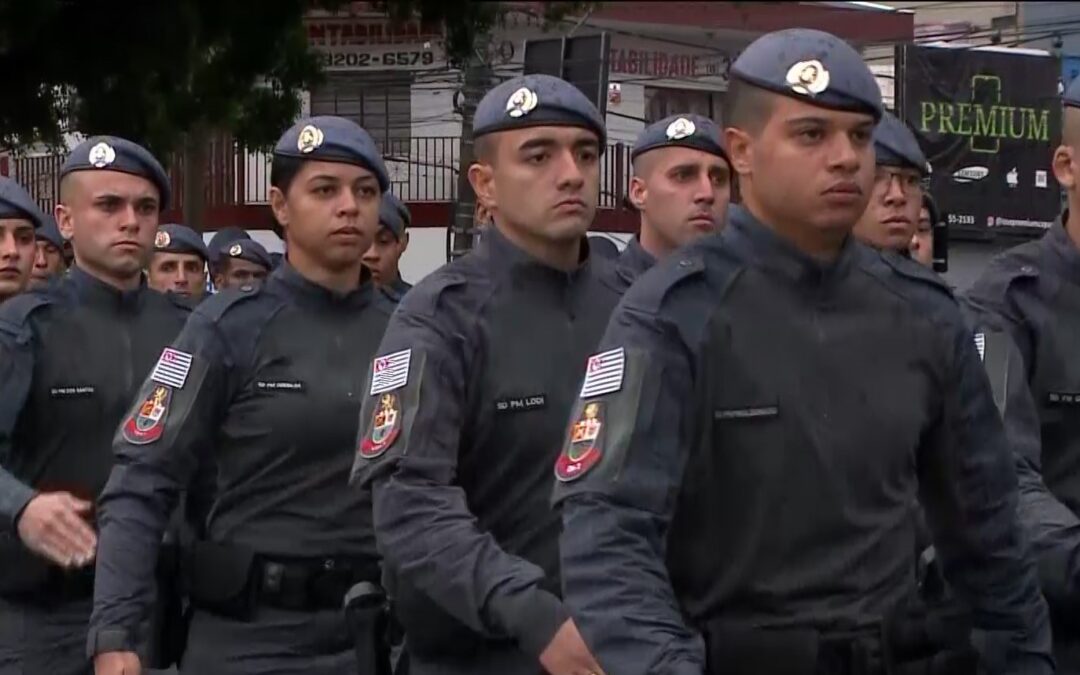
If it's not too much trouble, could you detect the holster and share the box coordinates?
[344,581,392,675]
[185,540,258,621]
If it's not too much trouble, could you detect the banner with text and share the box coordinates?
[902,44,1061,239]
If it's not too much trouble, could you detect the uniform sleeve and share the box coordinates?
[88,311,231,655]
[972,307,1080,615]
[351,304,568,658]
[0,332,35,532]
[917,319,1053,674]
[552,302,706,675]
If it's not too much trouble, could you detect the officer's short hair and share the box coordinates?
[270,154,305,195]
[724,78,774,136]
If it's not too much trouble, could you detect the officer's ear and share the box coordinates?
[269,187,290,231]
[628,175,647,211]
[723,127,754,178]
[399,231,409,253]
[1054,143,1077,191]
[55,176,78,241]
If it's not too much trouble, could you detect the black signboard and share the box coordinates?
[900,44,1061,240]
[523,33,611,117]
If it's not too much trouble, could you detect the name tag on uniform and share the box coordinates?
[256,380,306,392]
[49,385,96,398]
[1047,392,1080,406]
[495,394,547,413]
[715,405,779,421]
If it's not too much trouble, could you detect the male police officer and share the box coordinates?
[0,178,44,304]
[853,111,927,255]
[554,29,1052,675]
[90,117,394,675]
[964,76,1080,672]
[363,192,412,302]
[29,216,67,290]
[0,136,187,675]
[351,74,615,675]
[147,223,209,301]
[608,113,731,294]
[212,238,271,292]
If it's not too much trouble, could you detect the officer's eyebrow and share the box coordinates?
[517,137,558,154]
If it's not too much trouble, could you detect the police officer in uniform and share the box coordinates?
[147,223,209,301]
[0,178,44,304]
[350,74,615,675]
[29,215,68,290]
[0,136,186,675]
[553,29,1052,675]
[606,113,731,294]
[964,76,1080,672]
[211,238,271,292]
[853,111,927,255]
[363,192,412,303]
[89,116,394,675]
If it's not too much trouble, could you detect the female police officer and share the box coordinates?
[88,116,394,675]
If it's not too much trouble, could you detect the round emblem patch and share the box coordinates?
[88,142,116,168]
[785,59,830,96]
[505,87,538,118]
[665,117,696,141]
[359,392,402,459]
[297,124,325,153]
[555,401,604,482]
[154,230,171,249]
[122,385,172,445]
[229,243,243,257]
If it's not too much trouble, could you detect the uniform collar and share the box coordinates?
[270,262,373,309]
[724,205,856,288]
[67,265,146,310]
[615,236,656,286]
[1043,219,1080,284]
[477,225,595,285]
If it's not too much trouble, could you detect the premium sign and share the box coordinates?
[902,44,1061,239]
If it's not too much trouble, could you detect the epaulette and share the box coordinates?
[631,253,708,315]
[880,251,953,297]
[402,269,469,318]
[0,292,55,343]
[192,286,264,323]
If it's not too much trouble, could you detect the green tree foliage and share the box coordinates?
[0,0,345,155]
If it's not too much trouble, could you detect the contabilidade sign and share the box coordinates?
[901,44,1061,240]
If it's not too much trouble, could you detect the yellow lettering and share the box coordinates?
[1025,108,1049,141]
[940,103,958,135]
[974,105,997,138]
[920,101,937,132]
[955,103,972,135]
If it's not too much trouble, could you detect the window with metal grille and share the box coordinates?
[310,72,413,149]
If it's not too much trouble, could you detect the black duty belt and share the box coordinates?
[254,556,380,612]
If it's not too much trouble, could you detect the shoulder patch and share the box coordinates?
[880,251,953,297]
[0,292,55,343]
[631,254,708,315]
[193,286,264,323]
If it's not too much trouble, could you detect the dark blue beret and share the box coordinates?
[154,223,208,262]
[274,116,389,192]
[0,176,46,229]
[61,136,171,210]
[220,238,271,270]
[632,113,728,162]
[874,112,928,175]
[36,216,65,249]
[1066,76,1080,108]
[731,28,882,120]
[473,74,606,147]
[378,193,411,239]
